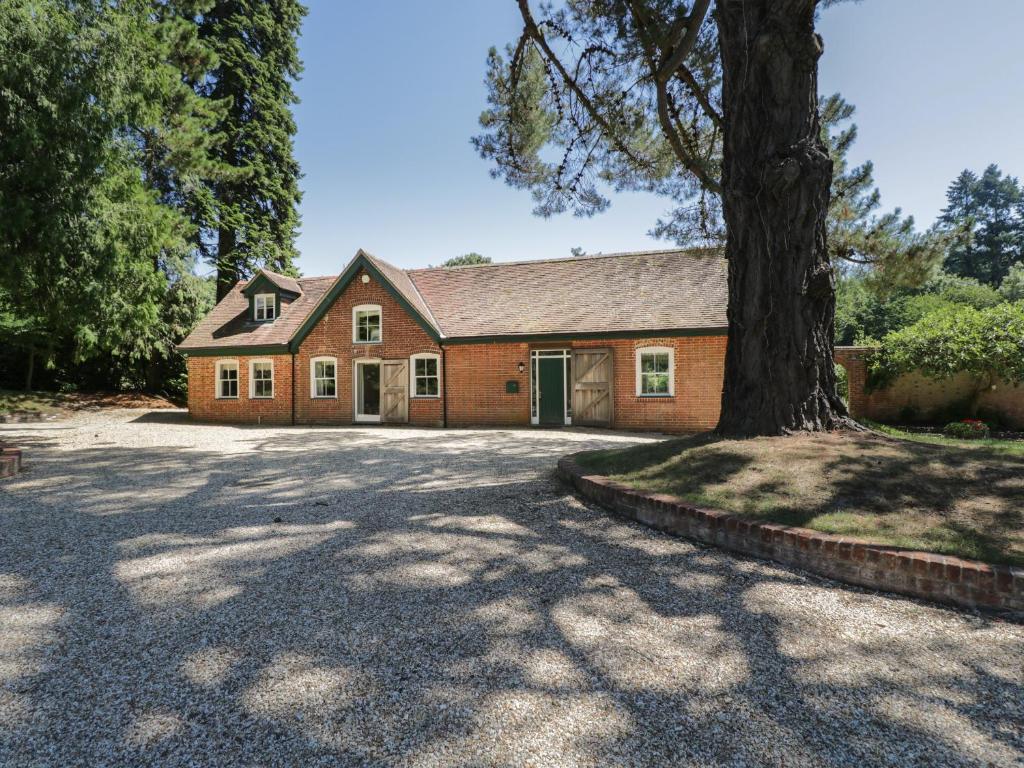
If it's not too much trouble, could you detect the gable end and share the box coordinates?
[288,251,441,350]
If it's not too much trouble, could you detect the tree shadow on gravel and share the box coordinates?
[1,422,1022,766]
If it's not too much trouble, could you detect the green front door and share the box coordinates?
[538,357,565,425]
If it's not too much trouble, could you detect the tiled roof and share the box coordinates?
[178,248,727,351]
[408,248,727,338]
[362,251,441,334]
[256,268,302,295]
[178,276,336,350]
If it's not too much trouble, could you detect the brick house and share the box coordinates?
[178,248,729,431]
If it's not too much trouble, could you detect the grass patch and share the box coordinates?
[863,419,1024,456]
[576,430,1024,567]
[0,389,180,416]
[0,389,65,416]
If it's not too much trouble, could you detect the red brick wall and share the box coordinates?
[187,354,294,425]
[835,346,1024,428]
[189,314,729,431]
[445,335,727,432]
[292,267,444,426]
[444,343,532,426]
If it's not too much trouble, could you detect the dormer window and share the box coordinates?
[254,294,276,321]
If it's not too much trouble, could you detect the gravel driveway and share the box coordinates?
[1,410,1022,767]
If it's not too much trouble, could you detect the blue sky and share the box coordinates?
[291,0,1024,275]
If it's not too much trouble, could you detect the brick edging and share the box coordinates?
[557,455,1023,614]
[0,447,22,479]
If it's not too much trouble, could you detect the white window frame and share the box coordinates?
[310,356,338,399]
[409,352,441,398]
[214,359,239,399]
[254,293,276,321]
[249,359,274,399]
[352,304,382,344]
[635,346,675,397]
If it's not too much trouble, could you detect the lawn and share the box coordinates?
[0,388,66,417]
[864,420,1024,456]
[576,428,1024,567]
[0,388,179,417]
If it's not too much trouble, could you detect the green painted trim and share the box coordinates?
[287,253,441,350]
[180,345,290,357]
[439,327,728,346]
[241,272,299,299]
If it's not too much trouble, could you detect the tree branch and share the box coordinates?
[675,63,722,128]
[516,0,652,172]
[656,0,711,83]
[628,1,721,192]
[656,73,721,193]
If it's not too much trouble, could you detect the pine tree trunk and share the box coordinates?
[24,345,34,392]
[715,0,850,437]
[216,224,237,302]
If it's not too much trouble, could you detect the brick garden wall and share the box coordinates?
[835,346,1024,428]
[558,455,1024,613]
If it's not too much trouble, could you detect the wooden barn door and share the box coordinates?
[572,348,613,427]
[381,360,409,423]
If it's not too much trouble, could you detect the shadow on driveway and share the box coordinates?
[0,413,1022,766]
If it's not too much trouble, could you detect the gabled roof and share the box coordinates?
[287,249,442,346]
[408,248,727,339]
[178,276,335,352]
[241,268,302,296]
[179,247,727,354]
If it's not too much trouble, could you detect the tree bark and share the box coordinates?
[715,0,851,436]
[215,223,238,302]
[24,345,34,392]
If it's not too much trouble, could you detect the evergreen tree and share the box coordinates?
[475,0,856,435]
[0,0,224,390]
[443,253,491,267]
[939,165,1024,287]
[1000,262,1024,302]
[198,0,307,300]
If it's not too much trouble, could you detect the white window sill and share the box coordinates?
[637,393,674,398]
[250,396,274,400]
[215,396,239,400]
[311,395,337,400]
[411,395,441,400]
[352,340,382,345]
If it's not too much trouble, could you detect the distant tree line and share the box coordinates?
[0,0,306,397]
[837,163,1024,346]
[838,164,1024,419]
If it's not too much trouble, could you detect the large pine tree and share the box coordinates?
[198,0,307,300]
[476,0,859,435]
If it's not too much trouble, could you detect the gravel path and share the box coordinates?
[1,410,1022,767]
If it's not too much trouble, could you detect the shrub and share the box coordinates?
[871,303,1024,397]
[943,420,991,440]
[898,405,920,424]
[834,363,849,405]
[976,406,1004,430]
